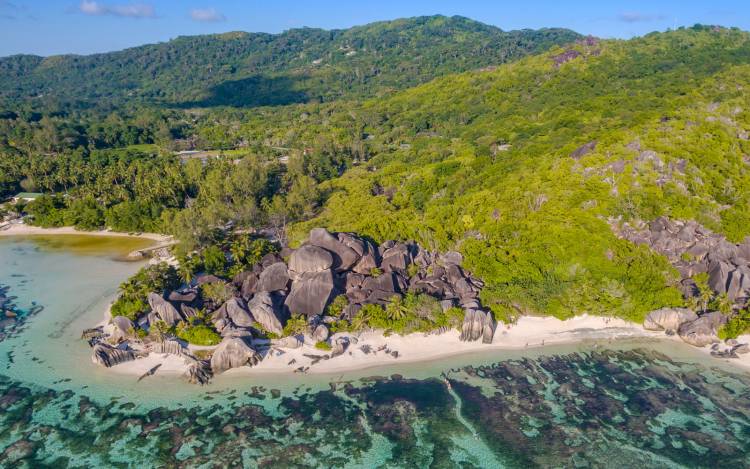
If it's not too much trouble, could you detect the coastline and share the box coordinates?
[0,223,171,242]
[104,314,750,379]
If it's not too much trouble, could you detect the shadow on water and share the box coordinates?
[173,74,311,108]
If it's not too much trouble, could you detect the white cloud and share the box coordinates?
[190,7,226,23]
[618,12,667,23]
[79,1,155,18]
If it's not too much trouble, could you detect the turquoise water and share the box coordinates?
[1,237,750,467]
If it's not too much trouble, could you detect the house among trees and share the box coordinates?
[11,192,43,203]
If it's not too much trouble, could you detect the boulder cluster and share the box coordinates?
[618,217,750,302]
[88,228,495,381]
[618,217,750,353]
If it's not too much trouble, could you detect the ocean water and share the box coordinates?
[1,236,749,468]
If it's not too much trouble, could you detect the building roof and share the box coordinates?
[14,192,43,199]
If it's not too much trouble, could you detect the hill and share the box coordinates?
[0,15,579,109]
[3,24,750,329]
[286,25,750,322]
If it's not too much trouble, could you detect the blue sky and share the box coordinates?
[1,0,748,57]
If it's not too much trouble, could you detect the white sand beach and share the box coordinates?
[0,223,171,242]
[106,314,725,379]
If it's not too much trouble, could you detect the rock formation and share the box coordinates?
[643,308,698,333]
[247,292,285,335]
[285,269,336,317]
[616,217,750,302]
[92,343,137,367]
[210,337,261,374]
[678,311,727,347]
[87,227,498,384]
[147,293,183,326]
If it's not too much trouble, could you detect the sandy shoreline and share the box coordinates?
[0,223,170,242]
[103,314,750,379]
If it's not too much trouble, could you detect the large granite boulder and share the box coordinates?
[284,269,337,317]
[248,291,285,335]
[643,308,698,332]
[213,298,255,328]
[678,312,728,347]
[361,272,402,295]
[481,310,496,344]
[168,290,198,303]
[309,228,360,271]
[185,361,213,385]
[380,243,412,272]
[210,337,260,374]
[726,267,750,301]
[312,323,329,342]
[92,343,136,367]
[147,293,183,326]
[241,272,259,299]
[708,260,731,294]
[288,245,333,275]
[271,335,303,349]
[460,309,495,342]
[110,315,135,342]
[352,238,380,274]
[256,262,290,292]
[440,251,463,266]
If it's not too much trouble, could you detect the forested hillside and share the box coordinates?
[2,21,749,327]
[287,25,750,321]
[0,15,578,109]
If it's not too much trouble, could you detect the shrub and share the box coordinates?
[202,245,227,276]
[282,314,308,337]
[718,309,750,340]
[110,263,179,322]
[326,295,349,317]
[200,281,234,304]
[176,324,221,346]
[315,341,332,351]
[110,298,147,322]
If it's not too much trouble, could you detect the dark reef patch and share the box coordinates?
[0,349,748,467]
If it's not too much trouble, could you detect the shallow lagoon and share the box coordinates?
[1,236,749,467]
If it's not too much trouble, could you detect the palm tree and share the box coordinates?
[150,320,171,343]
[386,295,408,321]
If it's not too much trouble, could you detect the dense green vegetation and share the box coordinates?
[4,19,750,327]
[0,16,578,109]
[291,26,750,322]
[110,263,180,321]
